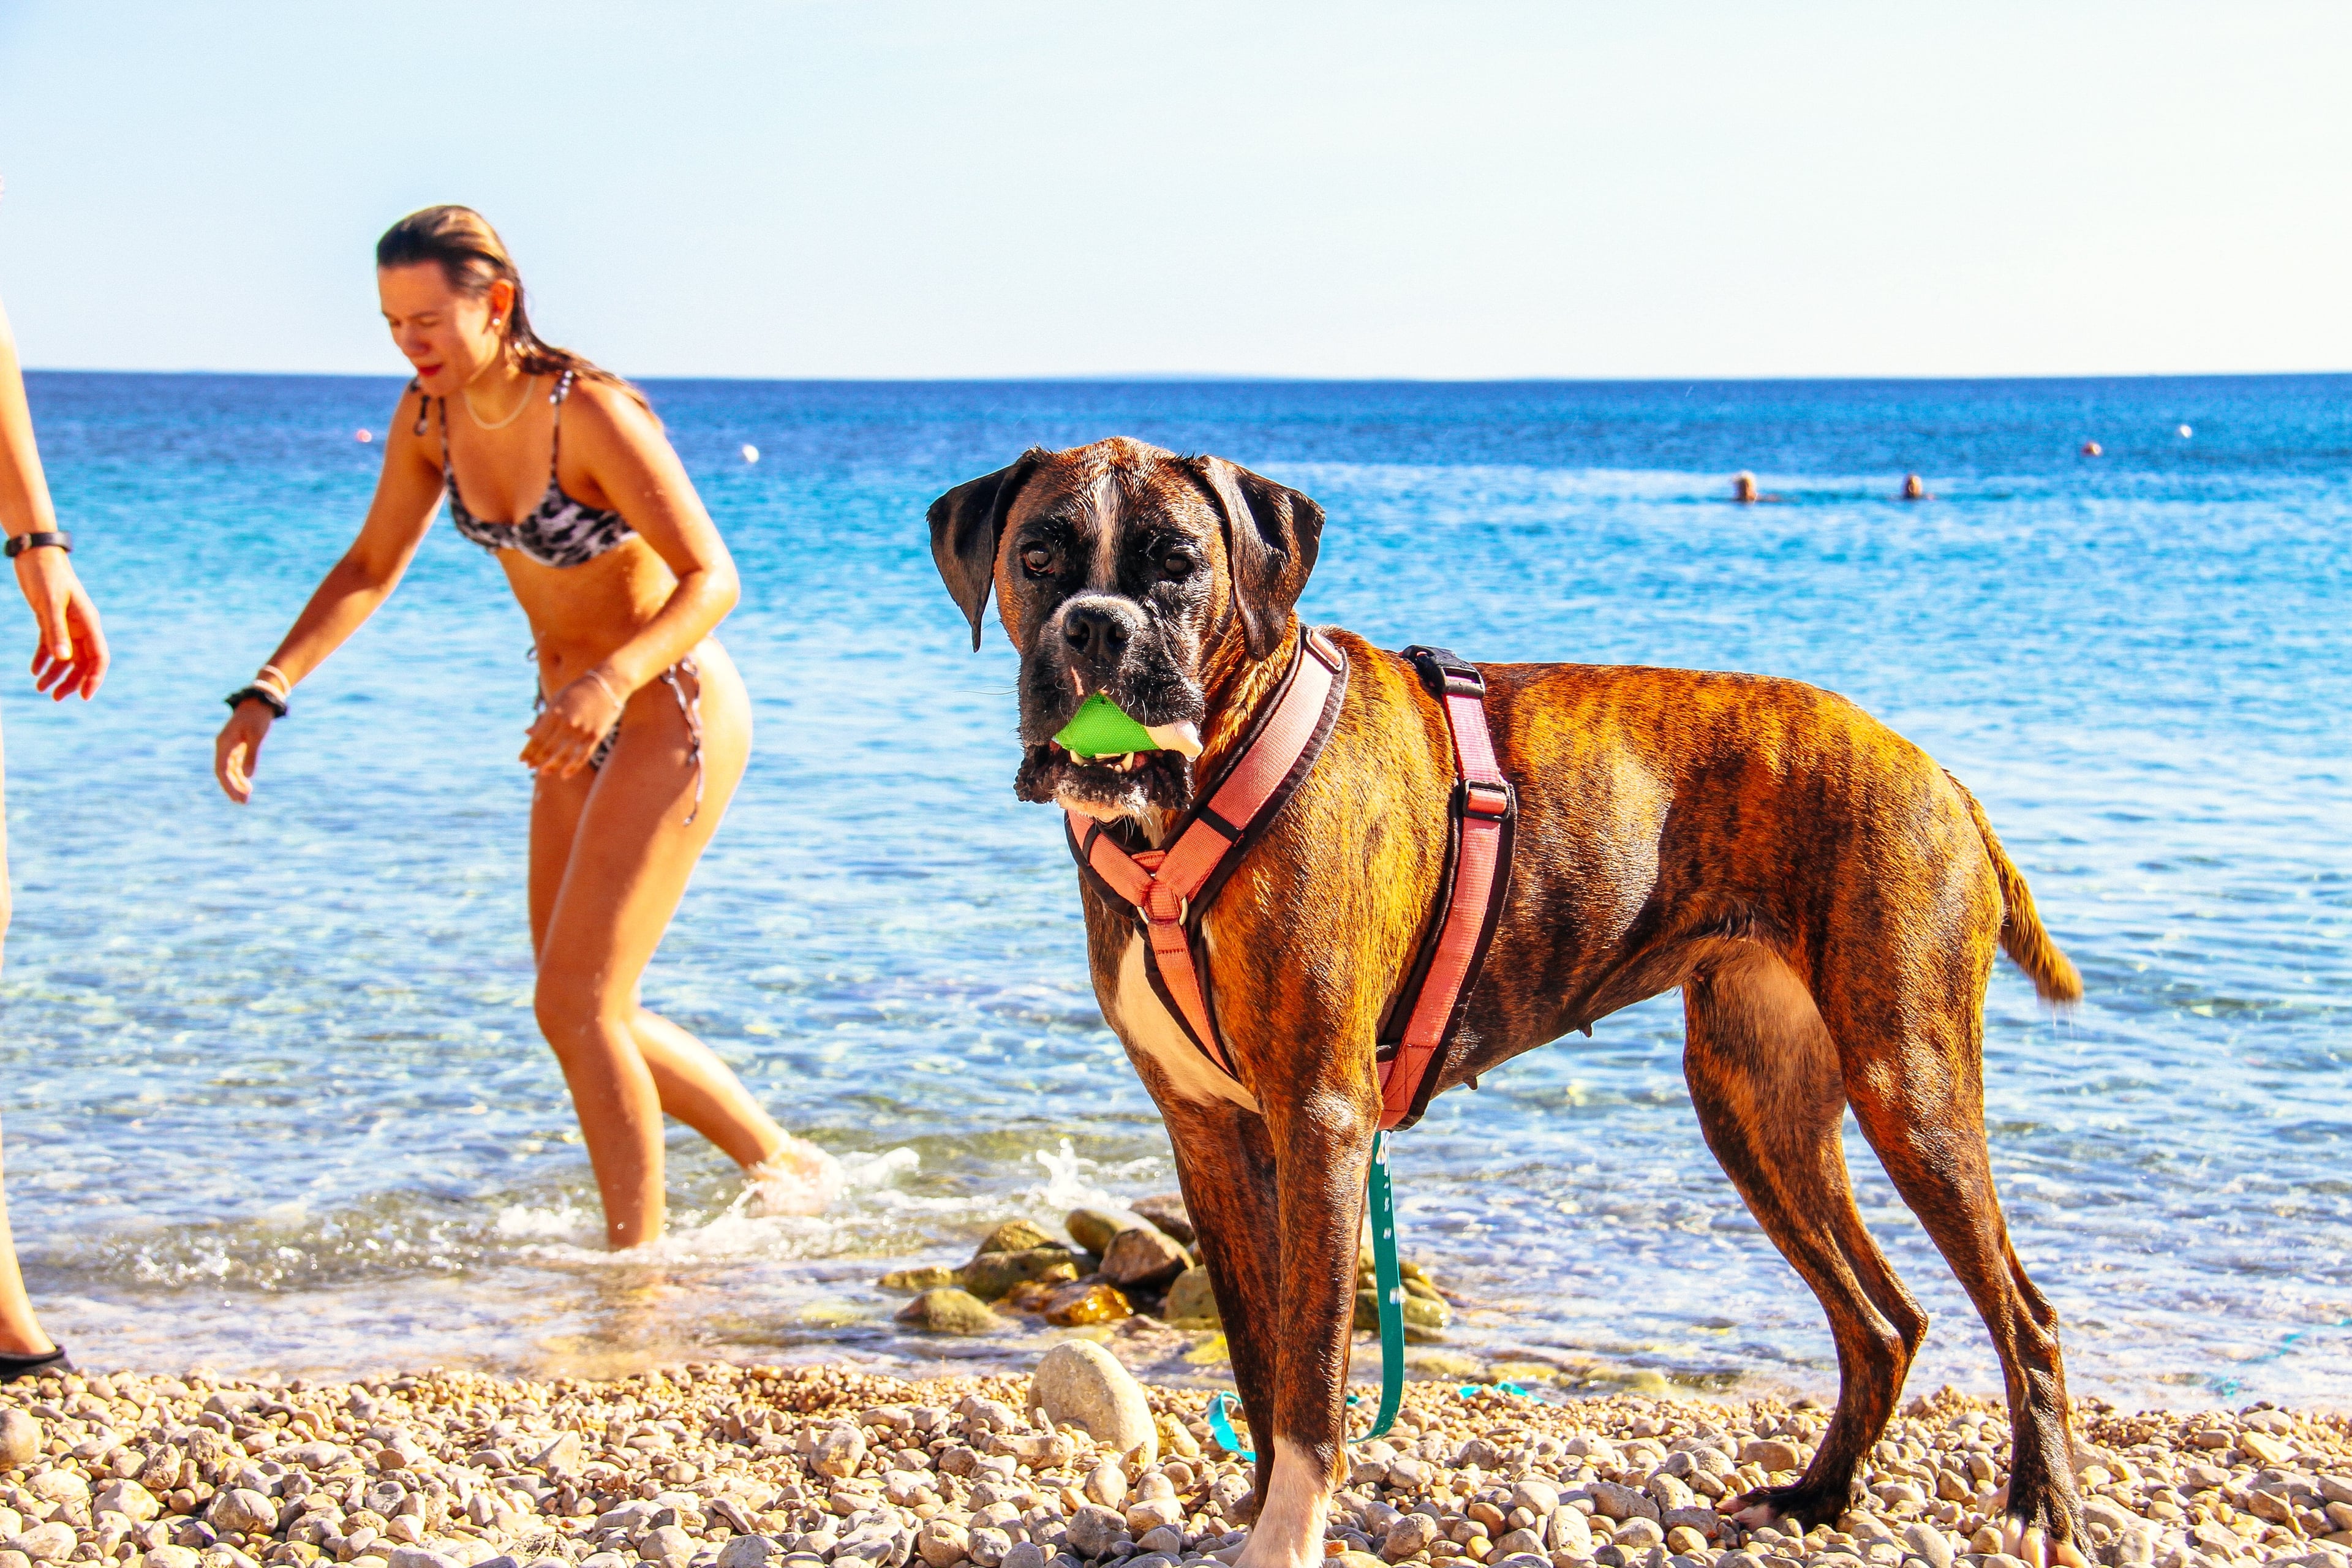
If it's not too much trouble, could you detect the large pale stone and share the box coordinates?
[1029,1341,1156,1466]
[715,1538,779,1568]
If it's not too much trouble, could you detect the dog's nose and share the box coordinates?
[1063,604,1133,673]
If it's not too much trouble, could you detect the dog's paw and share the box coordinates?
[1727,1483,1847,1534]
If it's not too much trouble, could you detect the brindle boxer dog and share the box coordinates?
[928,439,2087,1568]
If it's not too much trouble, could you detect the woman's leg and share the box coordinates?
[624,1009,785,1167]
[533,645,769,1248]
[0,1127,55,1357]
[0,742,54,1356]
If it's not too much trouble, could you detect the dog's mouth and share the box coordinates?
[1014,728,1200,819]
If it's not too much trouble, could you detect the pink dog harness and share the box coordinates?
[1065,632,1517,1131]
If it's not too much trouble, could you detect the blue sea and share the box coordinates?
[2,373,2345,1407]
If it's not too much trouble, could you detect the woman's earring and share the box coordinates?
[492,317,503,330]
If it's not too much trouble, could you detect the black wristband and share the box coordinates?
[225,685,289,718]
[4,531,71,559]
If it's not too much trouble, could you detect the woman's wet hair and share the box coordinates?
[376,206,647,410]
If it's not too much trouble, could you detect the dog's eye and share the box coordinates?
[1160,551,1195,579]
[1020,546,1055,576]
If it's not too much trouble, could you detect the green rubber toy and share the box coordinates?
[1055,693,1158,758]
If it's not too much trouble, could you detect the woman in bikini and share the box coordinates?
[211,206,837,1249]
[0,281,110,1376]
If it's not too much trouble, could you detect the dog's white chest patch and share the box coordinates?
[1107,932,1261,1113]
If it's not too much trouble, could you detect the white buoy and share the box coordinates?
[741,443,760,464]
[2177,424,2193,439]
[355,428,373,443]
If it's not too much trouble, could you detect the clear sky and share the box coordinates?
[1,1,2345,380]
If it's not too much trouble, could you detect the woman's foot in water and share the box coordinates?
[739,1134,843,1216]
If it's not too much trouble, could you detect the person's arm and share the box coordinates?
[519,383,742,777]
[212,384,445,802]
[0,296,107,700]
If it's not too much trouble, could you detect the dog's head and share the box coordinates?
[929,437,1323,822]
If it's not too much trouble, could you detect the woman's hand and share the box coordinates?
[13,548,107,700]
[522,668,628,778]
[215,699,277,804]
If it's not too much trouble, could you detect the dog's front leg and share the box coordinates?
[1162,1098,1284,1508]
[1238,1085,1376,1568]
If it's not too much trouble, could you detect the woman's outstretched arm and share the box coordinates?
[519,384,742,778]
[213,384,445,802]
[0,296,107,700]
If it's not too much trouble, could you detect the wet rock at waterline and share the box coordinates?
[1100,1226,1191,1289]
[957,1248,1081,1301]
[1163,1265,1219,1327]
[893,1287,1002,1335]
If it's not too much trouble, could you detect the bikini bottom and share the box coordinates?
[533,652,705,824]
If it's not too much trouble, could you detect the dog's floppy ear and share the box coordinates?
[928,450,1046,650]
[1189,456,1325,661]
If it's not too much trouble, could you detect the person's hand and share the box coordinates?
[215,699,277,804]
[13,548,107,699]
[521,668,627,778]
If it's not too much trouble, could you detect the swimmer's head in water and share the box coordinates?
[1731,472,1759,503]
[1902,474,1927,500]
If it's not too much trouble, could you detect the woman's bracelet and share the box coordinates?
[582,668,625,709]
[230,662,294,717]
[3,531,72,559]
[225,685,288,718]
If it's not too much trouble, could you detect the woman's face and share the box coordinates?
[379,263,513,394]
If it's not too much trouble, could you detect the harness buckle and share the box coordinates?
[1402,644,1487,701]
[1460,780,1513,820]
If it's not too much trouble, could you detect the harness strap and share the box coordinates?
[1375,646,1518,1131]
[1066,628,1348,1085]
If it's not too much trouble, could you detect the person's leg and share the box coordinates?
[0,1126,55,1357]
[0,738,55,1358]
[624,1009,783,1166]
[535,646,785,1247]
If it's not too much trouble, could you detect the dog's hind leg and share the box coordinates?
[1683,947,1930,1535]
[1822,955,2082,1567]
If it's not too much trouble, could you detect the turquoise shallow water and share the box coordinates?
[1,372,2345,1404]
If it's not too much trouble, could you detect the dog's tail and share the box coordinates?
[1945,771,2082,1004]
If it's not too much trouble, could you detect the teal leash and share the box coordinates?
[1211,1129,1406,1460]
[1366,1128,1404,1440]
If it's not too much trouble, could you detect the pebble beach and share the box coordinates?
[0,1355,2343,1568]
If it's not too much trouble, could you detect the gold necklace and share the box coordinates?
[463,372,538,431]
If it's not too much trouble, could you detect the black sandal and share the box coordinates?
[0,1346,69,1384]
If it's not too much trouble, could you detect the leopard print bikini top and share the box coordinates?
[427,370,635,568]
